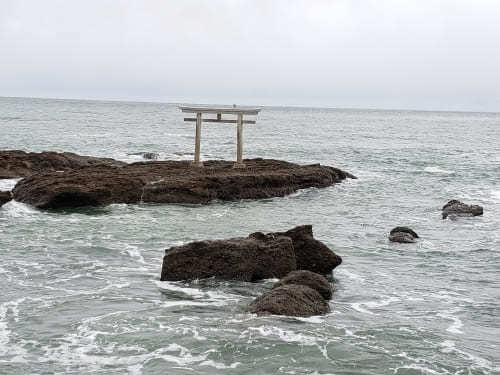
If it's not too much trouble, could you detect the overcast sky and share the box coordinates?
[1,0,499,111]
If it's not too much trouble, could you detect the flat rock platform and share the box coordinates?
[12,158,356,209]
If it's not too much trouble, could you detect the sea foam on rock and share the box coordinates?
[160,225,342,282]
[12,158,355,209]
[442,200,483,219]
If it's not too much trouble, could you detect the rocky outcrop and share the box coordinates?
[12,158,355,209]
[245,284,330,317]
[389,226,419,243]
[442,200,483,219]
[275,225,342,274]
[160,225,342,282]
[160,232,296,282]
[272,270,333,300]
[0,191,12,207]
[0,150,125,179]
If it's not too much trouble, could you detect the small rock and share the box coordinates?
[0,190,12,207]
[245,284,330,317]
[142,152,159,160]
[389,226,419,243]
[442,200,483,219]
[272,270,333,300]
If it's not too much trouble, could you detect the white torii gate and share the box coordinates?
[179,105,261,168]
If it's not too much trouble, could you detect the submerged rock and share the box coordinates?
[272,270,333,300]
[13,158,355,209]
[0,191,12,207]
[0,150,125,179]
[275,225,342,274]
[160,225,342,282]
[442,200,483,219]
[160,232,296,282]
[128,152,160,160]
[389,226,419,243]
[245,284,330,317]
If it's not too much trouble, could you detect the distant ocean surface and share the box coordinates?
[1,96,499,374]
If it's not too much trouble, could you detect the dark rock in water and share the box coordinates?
[128,152,159,160]
[442,200,483,219]
[12,158,355,209]
[389,226,419,243]
[273,270,333,300]
[160,232,296,282]
[0,191,12,207]
[0,150,125,179]
[160,225,340,282]
[274,225,342,274]
[142,152,159,160]
[245,284,330,317]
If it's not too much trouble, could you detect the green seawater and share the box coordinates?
[1,97,499,374]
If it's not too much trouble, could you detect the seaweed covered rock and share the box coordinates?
[246,284,330,317]
[0,150,125,179]
[0,191,12,207]
[389,226,419,243]
[160,232,296,282]
[272,270,333,300]
[442,200,483,219]
[13,158,355,209]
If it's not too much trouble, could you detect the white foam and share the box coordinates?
[0,178,21,190]
[439,340,493,370]
[437,311,464,334]
[491,190,500,201]
[424,166,455,174]
[0,200,40,218]
[351,296,399,315]
[123,245,146,264]
[240,326,330,359]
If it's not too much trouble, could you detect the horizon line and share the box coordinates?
[1,95,499,115]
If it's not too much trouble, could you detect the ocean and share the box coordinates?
[0,96,499,374]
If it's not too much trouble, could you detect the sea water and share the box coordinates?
[0,97,499,374]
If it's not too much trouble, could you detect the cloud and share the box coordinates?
[1,0,499,111]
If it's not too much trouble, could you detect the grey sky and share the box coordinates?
[1,0,499,111]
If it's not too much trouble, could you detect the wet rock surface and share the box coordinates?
[245,284,330,317]
[12,158,355,209]
[0,191,12,207]
[389,226,419,243]
[160,225,342,282]
[160,232,296,282]
[274,225,342,274]
[272,270,333,300]
[442,200,483,219]
[0,150,125,179]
